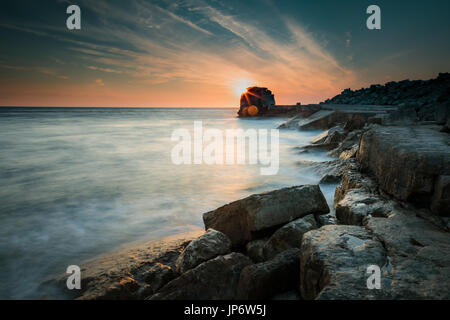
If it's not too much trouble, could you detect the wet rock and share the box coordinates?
[245,239,268,263]
[339,144,359,160]
[300,225,388,300]
[311,126,345,144]
[358,125,450,212]
[237,248,300,300]
[141,263,177,296]
[262,215,317,260]
[335,189,397,225]
[299,142,339,152]
[149,253,253,300]
[278,115,303,129]
[203,185,329,247]
[175,229,231,274]
[343,114,368,131]
[96,277,140,300]
[334,160,379,206]
[43,230,203,300]
[328,130,362,157]
[314,212,337,226]
[324,128,346,144]
[308,159,347,180]
[319,174,341,184]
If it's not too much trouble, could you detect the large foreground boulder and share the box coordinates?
[237,248,300,300]
[175,229,231,274]
[149,253,252,300]
[300,225,388,300]
[203,185,330,247]
[357,125,450,215]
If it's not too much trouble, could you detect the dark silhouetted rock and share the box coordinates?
[142,263,177,296]
[149,253,252,300]
[320,73,450,123]
[245,239,268,263]
[238,87,275,117]
[237,248,300,300]
[431,175,450,216]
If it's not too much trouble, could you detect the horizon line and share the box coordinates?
[0,105,238,109]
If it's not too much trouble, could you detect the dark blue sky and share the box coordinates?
[1,0,449,106]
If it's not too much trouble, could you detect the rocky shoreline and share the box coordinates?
[45,74,449,300]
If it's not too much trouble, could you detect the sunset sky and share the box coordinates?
[1,0,449,107]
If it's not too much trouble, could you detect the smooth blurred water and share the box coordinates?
[0,107,335,299]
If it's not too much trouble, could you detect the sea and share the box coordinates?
[0,107,336,299]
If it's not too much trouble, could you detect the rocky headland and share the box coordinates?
[45,74,449,300]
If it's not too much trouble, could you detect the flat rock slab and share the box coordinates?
[203,185,329,247]
[320,104,398,113]
[365,209,450,299]
[300,225,388,300]
[357,125,450,215]
[296,109,391,130]
[297,110,336,130]
[149,253,252,300]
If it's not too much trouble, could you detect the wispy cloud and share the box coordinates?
[0,0,356,106]
[0,64,69,80]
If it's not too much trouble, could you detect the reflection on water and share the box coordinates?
[0,107,334,299]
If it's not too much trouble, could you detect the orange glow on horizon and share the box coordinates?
[232,78,254,97]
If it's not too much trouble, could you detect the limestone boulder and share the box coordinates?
[357,125,450,213]
[262,214,317,260]
[203,185,329,247]
[175,229,231,274]
[335,189,398,225]
[334,160,379,206]
[300,225,389,300]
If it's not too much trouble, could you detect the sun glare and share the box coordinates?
[232,78,254,97]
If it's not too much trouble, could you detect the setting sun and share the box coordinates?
[232,78,254,97]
